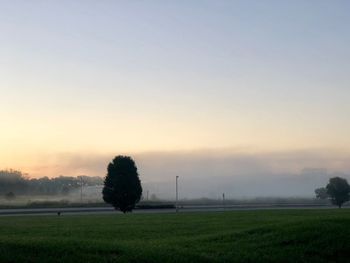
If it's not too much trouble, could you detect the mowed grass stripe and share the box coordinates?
[0,210,349,263]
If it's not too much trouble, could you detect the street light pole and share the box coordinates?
[222,193,225,211]
[176,176,179,213]
[80,176,83,203]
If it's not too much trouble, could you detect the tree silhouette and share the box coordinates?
[326,177,350,208]
[102,156,142,213]
[315,187,328,200]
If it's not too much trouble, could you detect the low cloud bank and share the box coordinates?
[22,149,350,199]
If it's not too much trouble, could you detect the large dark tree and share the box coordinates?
[102,156,142,213]
[326,177,350,208]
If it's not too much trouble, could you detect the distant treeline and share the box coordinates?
[0,170,103,196]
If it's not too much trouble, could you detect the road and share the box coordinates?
[0,204,343,216]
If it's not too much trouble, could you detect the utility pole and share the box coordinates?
[222,193,225,210]
[176,176,179,213]
[80,176,83,203]
[146,190,149,201]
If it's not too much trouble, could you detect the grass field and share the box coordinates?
[0,209,349,263]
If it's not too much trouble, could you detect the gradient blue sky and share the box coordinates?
[1,1,350,176]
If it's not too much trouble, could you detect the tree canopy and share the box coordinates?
[0,170,102,196]
[315,187,328,200]
[326,177,350,208]
[102,156,142,213]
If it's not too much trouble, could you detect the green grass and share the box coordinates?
[0,209,349,262]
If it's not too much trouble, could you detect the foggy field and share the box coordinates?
[0,210,349,263]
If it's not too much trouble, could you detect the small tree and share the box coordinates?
[315,187,328,200]
[102,156,142,213]
[326,177,350,208]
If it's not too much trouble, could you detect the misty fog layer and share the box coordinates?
[16,149,350,199]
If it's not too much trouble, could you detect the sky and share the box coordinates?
[1,1,350,196]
